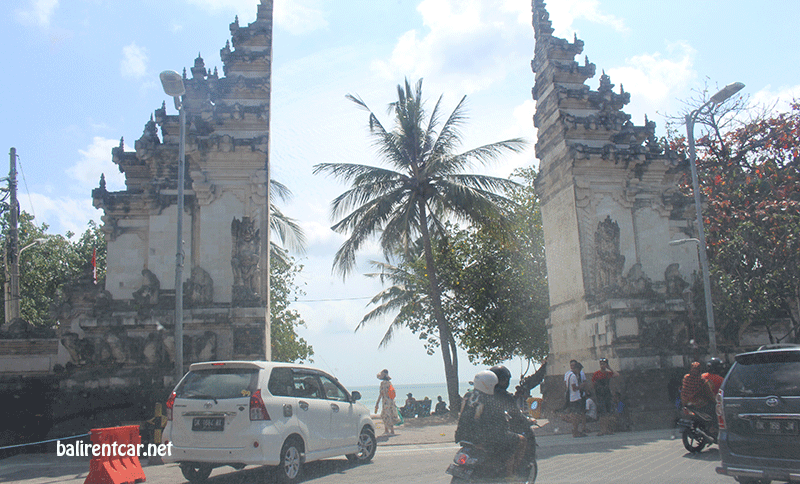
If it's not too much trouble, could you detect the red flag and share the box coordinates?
[92,248,97,285]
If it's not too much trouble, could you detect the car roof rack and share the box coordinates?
[756,343,800,351]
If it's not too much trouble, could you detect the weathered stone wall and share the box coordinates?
[531,0,703,425]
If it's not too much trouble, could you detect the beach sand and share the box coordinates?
[372,414,555,446]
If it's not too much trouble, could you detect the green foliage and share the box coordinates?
[444,167,549,364]
[0,212,103,327]
[678,101,800,344]
[269,249,314,363]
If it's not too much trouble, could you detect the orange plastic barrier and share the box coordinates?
[84,425,146,484]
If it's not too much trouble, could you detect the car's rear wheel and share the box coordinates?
[735,479,771,484]
[179,463,212,483]
[347,427,377,464]
[276,437,304,483]
[682,429,705,453]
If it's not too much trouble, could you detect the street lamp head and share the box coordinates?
[710,82,745,105]
[159,70,185,97]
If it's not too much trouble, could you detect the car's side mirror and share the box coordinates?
[351,391,361,402]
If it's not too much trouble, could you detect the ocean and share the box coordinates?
[346,381,542,409]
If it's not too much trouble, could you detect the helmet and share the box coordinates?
[489,365,512,391]
[707,357,725,376]
[473,371,498,395]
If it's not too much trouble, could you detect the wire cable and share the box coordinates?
[15,152,36,220]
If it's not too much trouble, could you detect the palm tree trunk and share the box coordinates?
[418,200,461,415]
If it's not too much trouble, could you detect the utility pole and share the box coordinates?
[4,148,19,326]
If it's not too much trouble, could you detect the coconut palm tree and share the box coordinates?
[313,78,525,412]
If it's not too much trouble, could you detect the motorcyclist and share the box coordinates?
[490,365,531,476]
[680,361,714,409]
[702,357,725,397]
[680,361,717,434]
[490,365,535,434]
[454,370,526,478]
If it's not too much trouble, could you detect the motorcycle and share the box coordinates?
[446,425,537,483]
[676,406,718,453]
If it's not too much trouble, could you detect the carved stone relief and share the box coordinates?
[595,216,625,297]
[622,263,653,297]
[132,269,160,311]
[184,266,214,306]
[664,263,689,299]
[231,216,261,306]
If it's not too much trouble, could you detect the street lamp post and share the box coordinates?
[684,81,745,357]
[4,237,47,325]
[160,70,187,381]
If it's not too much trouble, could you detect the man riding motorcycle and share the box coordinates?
[702,357,725,397]
[455,370,527,478]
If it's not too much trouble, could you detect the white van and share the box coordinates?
[162,361,376,483]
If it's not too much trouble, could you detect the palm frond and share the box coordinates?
[270,205,307,254]
[429,95,468,163]
[269,179,293,202]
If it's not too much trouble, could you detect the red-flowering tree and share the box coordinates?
[679,101,800,344]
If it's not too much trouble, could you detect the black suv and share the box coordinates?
[716,344,800,483]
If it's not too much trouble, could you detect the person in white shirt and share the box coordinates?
[565,360,588,437]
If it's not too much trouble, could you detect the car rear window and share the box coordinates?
[724,351,800,397]
[176,368,259,400]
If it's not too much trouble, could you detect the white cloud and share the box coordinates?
[67,137,126,192]
[545,0,626,38]
[273,0,328,35]
[185,0,327,35]
[16,0,59,28]
[120,43,149,79]
[372,0,532,95]
[21,137,125,236]
[19,193,101,237]
[605,41,697,126]
[749,84,800,114]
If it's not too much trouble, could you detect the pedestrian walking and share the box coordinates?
[375,369,399,435]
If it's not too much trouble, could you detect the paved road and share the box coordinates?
[1,429,734,483]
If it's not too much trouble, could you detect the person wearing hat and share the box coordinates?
[375,369,399,435]
[401,393,417,418]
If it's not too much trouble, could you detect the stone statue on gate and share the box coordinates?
[231,216,260,306]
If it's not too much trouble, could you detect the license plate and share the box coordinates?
[753,419,799,435]
[192,417,225,431]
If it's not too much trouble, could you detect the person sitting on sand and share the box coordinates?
[434,395,448,415]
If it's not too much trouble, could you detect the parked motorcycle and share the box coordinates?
[676,406,718,453]
[446,426,537,483]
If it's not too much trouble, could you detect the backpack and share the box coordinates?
[388,383,396,400]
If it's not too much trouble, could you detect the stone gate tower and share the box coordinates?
[532,0,703,426]
[58,0,275,382]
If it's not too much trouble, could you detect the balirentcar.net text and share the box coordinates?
[56,440,173,457]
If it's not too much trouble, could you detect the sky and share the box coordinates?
[2,0,799,389]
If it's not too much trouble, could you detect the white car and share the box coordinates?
[162,361,376,483]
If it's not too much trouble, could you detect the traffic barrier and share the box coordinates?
[84,425,146,484]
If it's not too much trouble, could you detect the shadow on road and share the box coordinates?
[536,430,676,460]
[681,447,720,461]
[194,459,372,484]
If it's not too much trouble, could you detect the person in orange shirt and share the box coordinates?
[702,357,726,397]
